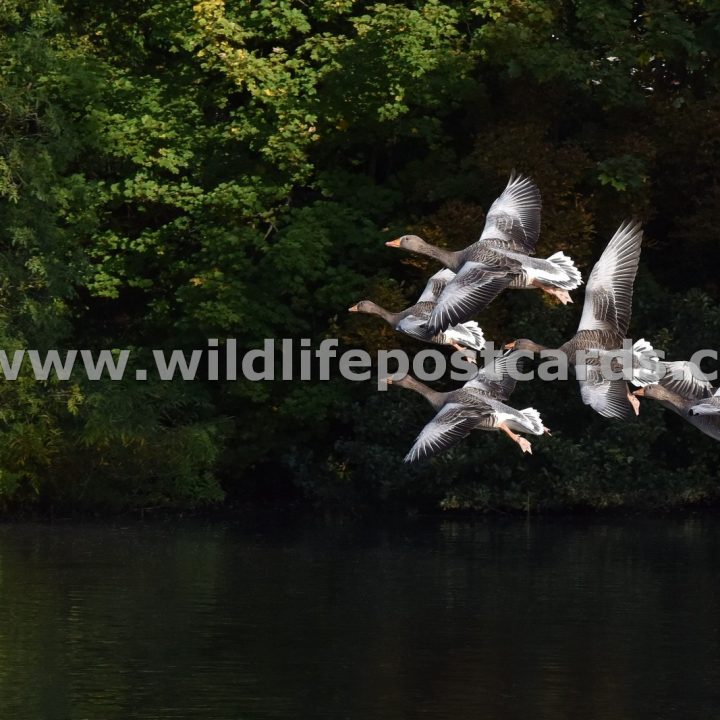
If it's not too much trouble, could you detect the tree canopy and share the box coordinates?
[1,0,720,512]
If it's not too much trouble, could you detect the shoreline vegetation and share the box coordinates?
[1,1,720,514]
[4,493,720,522]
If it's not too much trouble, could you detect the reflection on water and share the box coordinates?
[0,517,719,719]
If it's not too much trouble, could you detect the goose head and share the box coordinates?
[348,301,375,314]
[634,384,685,412]
[386,234,432,253]
[633,386,667,401]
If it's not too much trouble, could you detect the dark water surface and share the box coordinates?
[0,517,719,719]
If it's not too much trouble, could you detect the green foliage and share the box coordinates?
[0,0,719,512]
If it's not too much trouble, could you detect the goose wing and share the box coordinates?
[684,373,720,431]
[404,402,486,463]
[427,263,513,333]
[416,268,456,303]
[689,397,720,417]
[659,361,714,401]
[578,220,643,336]
[688,414,720,440]
[396,311,432,342]
[464,352,519,400]
[578,365,637,419]
[479,172,542,255]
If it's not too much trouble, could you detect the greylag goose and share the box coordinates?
[633,361,720,440]
[388,353,548,460]
[386,172,582,333]
[349,269,485,354]
[505,220,660,419]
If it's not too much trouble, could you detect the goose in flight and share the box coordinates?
[386,173,582,333]
[505,220,660,419]
[388,353,548,460]
[349,269,485,355]
[634,361,720,440]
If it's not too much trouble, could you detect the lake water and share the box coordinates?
[0,516,718,719]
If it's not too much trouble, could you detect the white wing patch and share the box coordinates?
[578,220,643,335]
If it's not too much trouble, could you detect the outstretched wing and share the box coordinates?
[659,361,714,401]
[578,220,643,336]
[404,403,482,463]
[578,365,636,419]
[479,172,542,255]
[416,268,456,303]
[428,264,513,333]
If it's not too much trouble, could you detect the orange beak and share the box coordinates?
[348,304,359,312]
[633,388,645,397]
[385,238,401,248]
[386,378,393,385]
[504,341,515,350]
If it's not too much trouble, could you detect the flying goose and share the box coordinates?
[505,220,660,419]
[386,173,582,333]
[633,362,720,440]
[388,353,548,460]
[349,269,485,355]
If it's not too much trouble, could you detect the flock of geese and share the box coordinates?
[350,172,720,461]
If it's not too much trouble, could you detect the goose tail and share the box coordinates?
[631,338,662,387]
[444,321,486,351]
[543,251,583,289]
[519,407,546,436]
